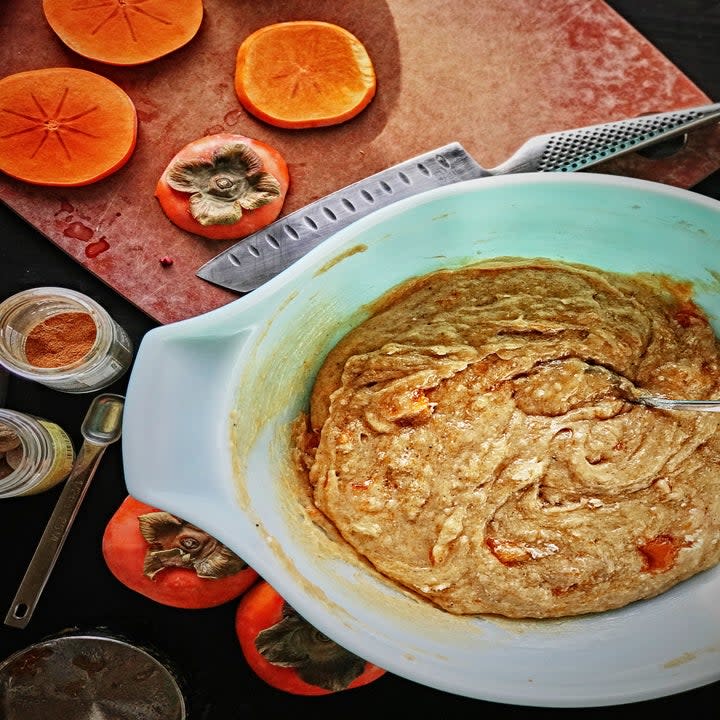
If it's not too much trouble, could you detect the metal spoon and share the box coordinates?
[589,366,720,412]
[537,360,720,414]
[586,363,720,412]
[631,396,720,412]
[4,393,124,629]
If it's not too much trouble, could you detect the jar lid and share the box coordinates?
[0,633,186,720]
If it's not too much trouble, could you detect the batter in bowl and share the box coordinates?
[293,257,720,618]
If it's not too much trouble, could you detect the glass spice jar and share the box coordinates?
[0,287,133,393]
[0,408,75,498]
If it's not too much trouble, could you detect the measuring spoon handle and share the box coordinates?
[4,441,108,628]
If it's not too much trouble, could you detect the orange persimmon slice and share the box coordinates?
[42,0,203,66]
[0,67,137,187]
[234,20,376,129]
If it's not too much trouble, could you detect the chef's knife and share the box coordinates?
[197,102,720,293]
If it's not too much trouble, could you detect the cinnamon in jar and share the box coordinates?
[0,287,133,393]
[25,311,97,368]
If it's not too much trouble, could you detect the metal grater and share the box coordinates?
[197,102,720,293]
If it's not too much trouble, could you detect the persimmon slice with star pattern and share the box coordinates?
[0,67,137,187]
[234,21,377,129]
[43,0,203,66]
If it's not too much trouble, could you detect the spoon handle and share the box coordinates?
[637,397,720,412]
[4,441,108,628]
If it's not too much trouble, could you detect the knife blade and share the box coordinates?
[196,102,720,293]
[196,143,488,293]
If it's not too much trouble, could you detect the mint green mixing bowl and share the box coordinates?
[123,173,720,707]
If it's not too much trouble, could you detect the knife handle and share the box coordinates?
[492,101,720,175]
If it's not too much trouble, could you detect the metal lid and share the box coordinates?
[0,633,186,720]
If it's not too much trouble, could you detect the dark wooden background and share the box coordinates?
[0,1,719,716]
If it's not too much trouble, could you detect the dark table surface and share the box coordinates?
[1,1,719,717]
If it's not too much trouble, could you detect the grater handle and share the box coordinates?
[490,102,720,175]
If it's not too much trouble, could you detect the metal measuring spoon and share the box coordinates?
[4,393,124,629]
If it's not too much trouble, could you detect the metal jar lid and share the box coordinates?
[0,633,186,720]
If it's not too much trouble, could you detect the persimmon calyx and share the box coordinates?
[255,601,369,691]
[165,142,281,226]
[138,510,248,579]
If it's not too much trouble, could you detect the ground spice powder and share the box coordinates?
[25,312,97,368]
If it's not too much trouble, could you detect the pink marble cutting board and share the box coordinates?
[1,0,719,324]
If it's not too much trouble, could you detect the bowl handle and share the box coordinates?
[121,316,253,531]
